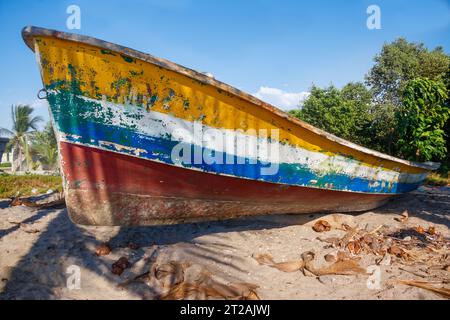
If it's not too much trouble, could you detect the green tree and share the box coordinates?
[369,102,399,154]
[0,105,43,172]
[31,121,58,170]
[397,78,449,162]
[290,82,374,147]
[440,64,450,174]
[366,38,449,106]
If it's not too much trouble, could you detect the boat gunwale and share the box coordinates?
[22,25,439,171]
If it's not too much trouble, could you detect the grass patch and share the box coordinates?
[425,172,450,187]
[0,174,63,199]
[0,162,11,168]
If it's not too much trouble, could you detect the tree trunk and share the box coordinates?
[11,145,22,173]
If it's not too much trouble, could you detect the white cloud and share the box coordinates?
[252,86,309,111]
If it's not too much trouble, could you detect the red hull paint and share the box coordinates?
[60,142,392,226]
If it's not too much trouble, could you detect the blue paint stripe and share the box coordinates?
[53,114,420,194]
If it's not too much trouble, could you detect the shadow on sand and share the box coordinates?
[1,188,448,299]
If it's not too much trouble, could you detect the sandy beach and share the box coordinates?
[0,186,448,300]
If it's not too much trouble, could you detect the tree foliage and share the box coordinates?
[366,38,449,106]
[0,105,43,172]
[397,78,449,162]
[290,38,450,166]
[290,82,375,148]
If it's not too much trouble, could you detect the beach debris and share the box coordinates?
[388,245,407,258]
[427,226,436,235]
[151,261,189,288]
[414,226,425,234]
[253,253,275,266]
[19,223,40,233]
[9,194,66,209]
[7,217,41,233]
[309,259,366,276]
[271,260,305,273]
[346,240,362,255]
[301,251,365,276]
[252,253,304,272]
[159,269,259,300]
[313,220,331,232]
[376,253,391,266]
[396,279,450,299]
[394,210,409,223]
[316,236,340,247]
[324,253,337,263]
[398,267,428,278]
[313,220,449,269]
[95,243,111,256]
[142,259,261,300]
[117,271,151,288]
[111,257,131,276]
[336,250,360,261]
[253,250,365,276]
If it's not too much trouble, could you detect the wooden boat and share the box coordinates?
[22,26,438,226]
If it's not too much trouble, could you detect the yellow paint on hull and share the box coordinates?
[34,36,426,175]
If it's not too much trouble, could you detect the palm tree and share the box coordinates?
[0,105,43,172]
[31,121,58,171]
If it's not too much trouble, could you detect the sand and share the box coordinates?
[0,186,448,300]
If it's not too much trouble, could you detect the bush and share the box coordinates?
[0,174,62,198]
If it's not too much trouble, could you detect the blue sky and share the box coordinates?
[0,0,449,131]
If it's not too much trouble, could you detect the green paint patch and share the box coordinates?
[129,70,144,77]
[183,99,190,110]
[111,77,132,92]
[45,64,86,96]
[121,54,136,63]
[100,49,117,56]
[162,89,175,104]
[148,94,158,106]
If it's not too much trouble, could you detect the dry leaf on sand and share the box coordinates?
[272,261,305,273]
[151,261,190,288]
[205,282,260,300]
[111,257,130,276]
[252,253,275,266]
[305,259,366,276]
[159,267,260,300]
[396,279,450,299]
[95,243,111,256]
[415,226,425,234]
[346,241,362,255]
[394,210,409,223]
[324,254,337,263]
[160,281,260,300]
[253,253,304,272]
[300,251,365,276]
[313,220,331,232]
[19,223,40,233]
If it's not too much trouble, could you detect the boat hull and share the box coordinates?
[61,142,392,226]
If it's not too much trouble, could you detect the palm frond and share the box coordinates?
[29,115,44,131]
